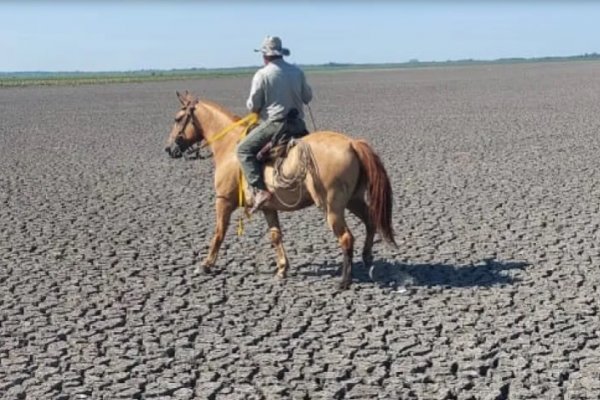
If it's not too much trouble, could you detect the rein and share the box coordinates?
[201,112,260,236]
[201,113,259,148]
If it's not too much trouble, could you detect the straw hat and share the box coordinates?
[255,36,290,57]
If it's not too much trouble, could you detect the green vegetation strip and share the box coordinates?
[0,70,256,88]
[2,54,599,88]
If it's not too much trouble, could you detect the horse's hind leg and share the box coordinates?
[263,210,289,279]
[327,208,354,290]
[199,198,235,274]
[347,198,374,268]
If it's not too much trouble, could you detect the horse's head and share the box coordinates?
[165,91,203,158]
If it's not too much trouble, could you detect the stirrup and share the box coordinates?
[250,190,272,214]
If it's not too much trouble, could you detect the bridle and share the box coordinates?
[168,97,258,161]
[172,100,205,159]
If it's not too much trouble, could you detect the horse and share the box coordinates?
[165,91,396,289]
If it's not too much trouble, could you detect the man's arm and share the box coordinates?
[246,72,264,112]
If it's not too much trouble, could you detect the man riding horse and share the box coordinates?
[237,36,313,213]
[164,37,395,289]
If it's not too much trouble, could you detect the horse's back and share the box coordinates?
[274,131,361,203]
[301,131,359,174]
[302,130,353,147]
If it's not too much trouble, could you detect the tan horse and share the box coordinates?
[165,91,396,289]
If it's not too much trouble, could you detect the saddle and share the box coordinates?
[256,108,309,162]
[257,141,294,162]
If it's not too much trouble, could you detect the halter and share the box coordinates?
[176,101,200,138]
[173,100,203,158]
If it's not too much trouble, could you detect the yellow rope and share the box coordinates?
[236,116,258,235]
[201,112,259,148]
[237,167,247,236]
[199,112,259,236]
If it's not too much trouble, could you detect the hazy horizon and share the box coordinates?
[1,2,599,73]
[3,53,600,75]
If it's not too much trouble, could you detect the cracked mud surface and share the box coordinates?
[2,62,600,399]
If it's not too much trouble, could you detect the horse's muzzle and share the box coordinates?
[166,143,183,158]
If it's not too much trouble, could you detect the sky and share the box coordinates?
[1,1,599,72]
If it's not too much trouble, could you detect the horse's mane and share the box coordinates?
[201,100,241,122]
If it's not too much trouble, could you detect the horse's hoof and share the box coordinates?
[275,271,287,280]
[339,281,351,290]
[363,254,374,268]
[196,264,212,275]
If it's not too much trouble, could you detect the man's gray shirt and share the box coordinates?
[246,59,312,121]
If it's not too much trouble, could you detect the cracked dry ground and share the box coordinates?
[2,62,600,399]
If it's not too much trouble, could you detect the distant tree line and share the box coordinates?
[1,53,599,85]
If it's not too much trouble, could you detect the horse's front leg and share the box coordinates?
[263,210,290,279]
[198,197,235,274]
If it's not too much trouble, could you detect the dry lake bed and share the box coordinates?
[2,61,600,399]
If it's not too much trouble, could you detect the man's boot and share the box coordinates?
[250,189,272,214]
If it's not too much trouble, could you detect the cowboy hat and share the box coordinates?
[255,36,290,57]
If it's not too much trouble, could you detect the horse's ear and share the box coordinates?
[176,91,186,105]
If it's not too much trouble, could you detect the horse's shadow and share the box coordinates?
[298,258,529,289]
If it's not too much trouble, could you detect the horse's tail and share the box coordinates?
[351,140,397,247]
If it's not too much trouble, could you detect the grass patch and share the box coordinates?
[0,69,255,88]
[3,53,599,88]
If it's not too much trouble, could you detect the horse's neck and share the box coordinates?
[198,102,241,162]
